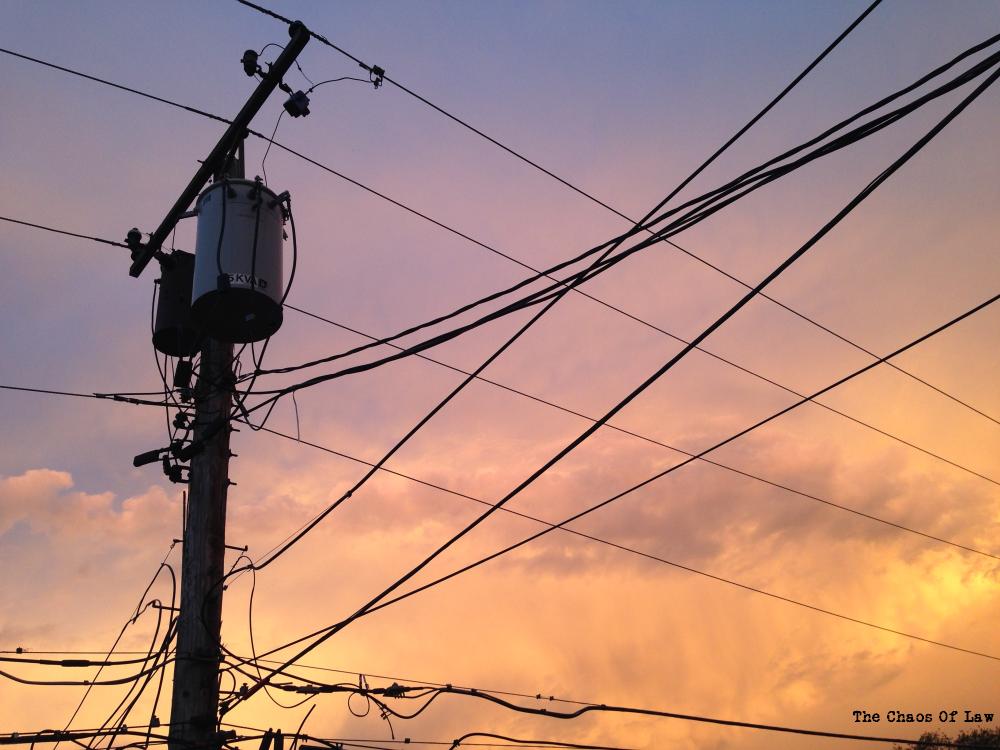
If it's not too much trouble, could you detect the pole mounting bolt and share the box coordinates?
[125,227,144,259]
[241,49,259,77]
[283,90,311,117]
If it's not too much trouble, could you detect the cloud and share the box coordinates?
[0,468,176,542]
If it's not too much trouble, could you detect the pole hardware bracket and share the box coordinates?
[128,21,310,278]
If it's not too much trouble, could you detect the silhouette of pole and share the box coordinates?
[167,137,243,747]
[158,21,309,748]
[167,145,245,750]
[167,334,234,750]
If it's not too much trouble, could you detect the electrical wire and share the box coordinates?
[48,547,176,750]
[228,0,993,436]
[5,39,992,704]
[236,46,1000,407]
[232,0,882,222]
[237,56,1000,596]
[254,290,1000,676]
[3,213,998,557]
[261,109,285,187]
[234,98,1000,721]
[0,729,179,748]
[9,26,1000,724]
[213,676,983,749]
[224,4,1000,434]
[0,215,129,248]
[5,38,998,431]
[280,307,1000,557]
[0,384,167,407]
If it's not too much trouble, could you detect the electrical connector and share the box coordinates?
[241,49,259,77]
[283,90,310,118]
[174,360,193,390]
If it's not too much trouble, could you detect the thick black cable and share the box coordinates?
[450,737,629,750]
[237,141,1000,694]
[234,57,1000,598]
[268,292,999,666]
[0,215,128,248]
[440,693,974,748]
[227,16,916,574]
[5,41,998,433]
[241,49,1000,403]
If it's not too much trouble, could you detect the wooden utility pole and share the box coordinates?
[120,23,309,750]
[167,334,234,750]
[167,146,242,750]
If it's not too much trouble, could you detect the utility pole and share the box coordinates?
[167,338,234,750]
[121,23,310,750]
[167,147,242,750]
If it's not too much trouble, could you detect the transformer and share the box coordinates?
[152,250,201,357]
[191,178,285,343]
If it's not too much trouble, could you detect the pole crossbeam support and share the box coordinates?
[167,335,234,750]
[129,20,310,277]
[164,25,309,749]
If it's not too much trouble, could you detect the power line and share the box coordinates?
[0,215,129,248]
[4,41,998,437]
[9,22,1000,712]
[281,305,1000,540]
[232,0,882,228]
[0,384,168,408]
[238,294,1000,678]
[230,71,1000,705]
[1,210,996,559]
[6,53,997,511]
[218,678,977,748]
[6,293,995,674]
[3,110,996,680]
[222,5,1000,432]
[227,7,976,578]
[236,52,1000,424]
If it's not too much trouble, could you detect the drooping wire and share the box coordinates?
[3,213,999,548]
[229,76,1000,700]
[238,45,1000,395]
[261,76,369,187]
[5,35,999,430]
[252,290,1000,675]
[50,545,177,750]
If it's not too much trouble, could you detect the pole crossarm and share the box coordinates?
[128,20,310,277]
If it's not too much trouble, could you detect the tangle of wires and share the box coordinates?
[0,547,180,750]
[218,51,1000,710]
[227,38,1000,424]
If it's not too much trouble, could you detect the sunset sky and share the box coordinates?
[1,1,999,749]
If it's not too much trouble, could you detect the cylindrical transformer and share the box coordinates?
[153,250,201,357]
[191,178,285,343]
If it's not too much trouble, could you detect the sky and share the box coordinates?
[1,1,999,749]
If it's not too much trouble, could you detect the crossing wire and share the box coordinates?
[230,14,1000,580]
[229,67,1000,707]
[9,200,1000,545]
[3,41,998,434]
[222,5,1000,429]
